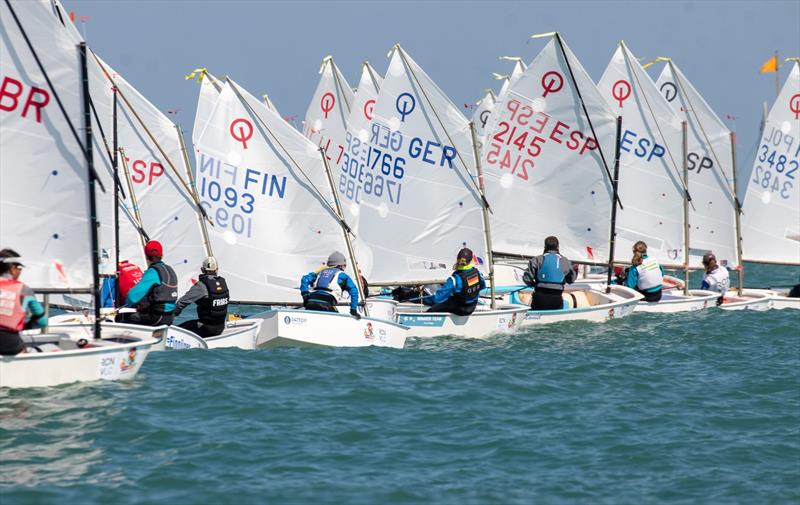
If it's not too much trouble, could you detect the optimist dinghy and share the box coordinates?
[251,309,408,349]
[396,303,528,339]
[740,289,799,310]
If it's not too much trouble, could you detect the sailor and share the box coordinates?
[100,260,144,308]
[423,248,486,315]
[522,236,576,311]
[700,252,730,306]
[300,251,361,319]
[624,241,665,302]
[789,283,800,298]
[0,249,48,355]
[117,240,178,326]
[174,257,229,338]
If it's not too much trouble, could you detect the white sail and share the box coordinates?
[597,43,686,266]
[655,62,739,268]
[352,46,487,283]
[191,71,223,147]
[262,94,280,115]
[483,59,527,154]
[741,61,800,265]
[0,0,93,290]
[91,57,208,292]
[482,36,616,263]
[471,89,496,150]
[194,79,351,303]
[303,56,354,170]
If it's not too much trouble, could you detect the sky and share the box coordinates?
[67,0,799,187]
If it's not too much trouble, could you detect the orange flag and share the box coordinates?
[759,54,778,73]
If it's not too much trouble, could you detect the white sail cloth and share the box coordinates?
[471,89,496,151]
[655,62,739,268]
[597,43,686,266]
[741,61,800,265]
[353,46,488,284]
[0,0,92,290]
[482,36,617,263]
[193,80,351,303]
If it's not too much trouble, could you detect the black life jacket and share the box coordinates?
[452,268,481,306]
[142,262,178,314]
[196,274,229,326]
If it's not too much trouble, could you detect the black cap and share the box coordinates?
[457,248,473,262]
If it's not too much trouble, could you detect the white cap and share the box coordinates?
[202,256,218,272]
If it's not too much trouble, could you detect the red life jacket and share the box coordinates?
[0,278,25,332]
[118,261,143,301]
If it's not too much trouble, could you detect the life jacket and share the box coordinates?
[196,274,229,326]
[0,278,25,332]
[452,268,482,306]
[311,267,345,304]
[536,253,566,286]
[118,261,143,301]
[141,262,178,314]
[635,255,663,291]
[702,266,730,295]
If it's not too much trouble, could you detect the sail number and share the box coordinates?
[752,143,798,199]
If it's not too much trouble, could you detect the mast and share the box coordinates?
[605,116,623,294]
[730,132,744,295]
[774,50,780,99]
[113,85,121,307]
[79,42,101,339]
[319,148,368,316]
[470,122,496,309]
[176,124,214,258]
[682,121,690,295]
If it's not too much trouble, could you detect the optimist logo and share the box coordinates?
[395,92,416,122]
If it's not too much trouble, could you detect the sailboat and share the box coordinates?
[482,33,643,325]
[192,77,407,348]
[655,60,772,310]
[594,41,718,312]
[740,59,800,309]
[353,45,528,338]
[0,0,161,388]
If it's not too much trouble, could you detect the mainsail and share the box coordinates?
[193,79,351,303]
[655,61,739,268]
[482,36,617,263]
[303,56,353,169]
[597,43,686,266]
[741,61,800,265]
[353,46,487,283]
[0,0,93,290]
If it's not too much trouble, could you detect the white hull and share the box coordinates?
[252,309,408,349]
[364,298,399,322]
[515,284,643,325]
[164,319,263,350]
[396,304,528,339]
[742,289,799,310]
[719,291,773,311]
[2,323,164,389]
[634,290,719,313]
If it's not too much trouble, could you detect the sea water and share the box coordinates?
[1,264,798,504]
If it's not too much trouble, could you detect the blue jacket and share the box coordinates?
[300,267,359,311]
[124,262,177,312]
[424,266,486,306]
[624,254,665,293]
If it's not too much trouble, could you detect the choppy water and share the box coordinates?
[1,264,799,504]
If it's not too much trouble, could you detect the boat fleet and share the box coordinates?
[0,1,798,389]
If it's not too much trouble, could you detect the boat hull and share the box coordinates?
[719,292,772,311]
[634,290,719,313]
[2,323,164,389]
[251,309,408,349]
[500,284,643,325]
[396,304,528,339]
[163,319,263,350]
[742,289,799,310]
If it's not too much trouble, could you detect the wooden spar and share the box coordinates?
[682,121,690,295]
[730,132,744,295]
[605,116,623,294]
[113,86,121,307]
[175,124,214,258]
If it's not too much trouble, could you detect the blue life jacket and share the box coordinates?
[536,253,566,285]
[313,267,341,292]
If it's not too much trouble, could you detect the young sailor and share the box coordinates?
[174,257,229,338]
[300,251,361,319]
[423,248,486,315]
[117,241,178,326]
[624,241,665,302]
[0,249,48,355]
[522,236,576,311]
[700,252,730,306]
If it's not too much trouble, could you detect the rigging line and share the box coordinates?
[90,51,213,222]
[328,58,352,113]
[619,43,695,211]
[553,32,623,210]
[227,79,354,236]
[364,61,381,92]
[395,46,490,212]
[667,60,740,211]
[88,89,128,200]
[3,0,106,192]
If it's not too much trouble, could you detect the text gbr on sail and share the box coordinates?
[0,76,49,123]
